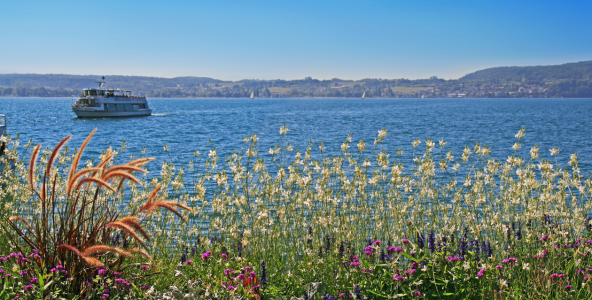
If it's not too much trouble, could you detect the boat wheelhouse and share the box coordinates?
[72,77,152,118]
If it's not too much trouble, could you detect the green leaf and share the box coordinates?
[565,260,575,272]
[38,274,45,300]
[401,252,419,262]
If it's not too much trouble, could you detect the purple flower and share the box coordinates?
[496,265,503,269]
[30,277,39,283]
[185,259,192,265]
[227,285,234,291]
[413,291,421,297]
[56,265,63,269]
[402,239,410,244]
[221,253,228,259]
[373,240,381,246]
[141,265,149,271]
[24,284,33,291]
[565,285,573,290]
[350,262,361,267]
[98,269,108,275]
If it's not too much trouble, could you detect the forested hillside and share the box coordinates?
[460,61,592,84]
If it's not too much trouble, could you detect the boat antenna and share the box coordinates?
[94,76,106,88]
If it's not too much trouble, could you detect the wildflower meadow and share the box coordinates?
[1,126,592,299]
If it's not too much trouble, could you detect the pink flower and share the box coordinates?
[496,265,503,269]
[141,265,149,271]
[338,293,345,297]
[221,253,228,259]
[446,256,459,263]
[402,239,411,244]
[185,259,192,266]
[413,291,421,297]
[477,268,486,278]
[373,240,381,246]
[393,275,406,281]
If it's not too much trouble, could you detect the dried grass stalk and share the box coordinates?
[74,177,117,193]
[8,216,31,229]
[140,184,161,213]
[105,221,146,249]
[117,216,150,241]
[102,171,141,186]
[68,128,96,184]
[28,144,41,192]
[67,168,102,196]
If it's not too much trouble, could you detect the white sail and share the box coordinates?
[362,91,366,99]
[250,92,254,99]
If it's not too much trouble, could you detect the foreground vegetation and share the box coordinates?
[1,126,592,299]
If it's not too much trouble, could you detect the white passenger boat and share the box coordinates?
[72,77,152,118]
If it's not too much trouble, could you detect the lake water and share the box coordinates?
[1,97,592,175]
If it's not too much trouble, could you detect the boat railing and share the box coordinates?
[72,103,101,108]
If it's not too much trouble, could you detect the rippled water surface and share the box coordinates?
[1,97,592,174]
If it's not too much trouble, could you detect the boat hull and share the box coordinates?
[72,108,152,118]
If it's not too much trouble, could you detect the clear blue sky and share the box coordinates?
[1,0,591,80]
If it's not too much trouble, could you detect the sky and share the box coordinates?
[1,0,591,81]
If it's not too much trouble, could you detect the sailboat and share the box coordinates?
[250,92,254,99]
[361,91,366,99]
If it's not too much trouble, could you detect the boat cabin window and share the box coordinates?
[79,99,96,105]
[116,104,125,112]
[107,104,116,111]
[132,104,139,111]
